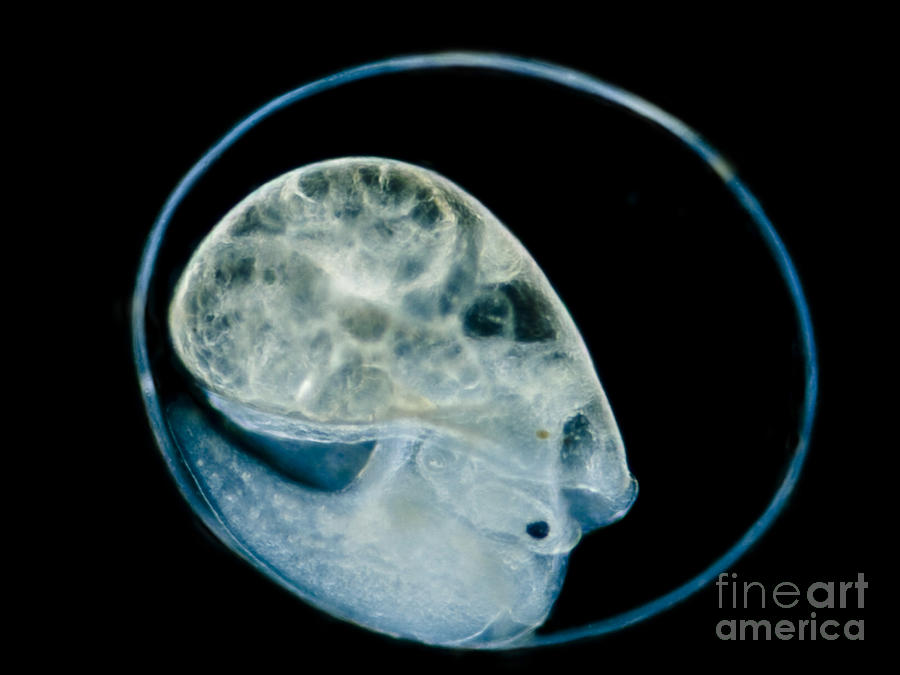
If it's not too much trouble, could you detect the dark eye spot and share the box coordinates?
[526,521,550,539]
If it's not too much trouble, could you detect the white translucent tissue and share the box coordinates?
[168,157,637,647]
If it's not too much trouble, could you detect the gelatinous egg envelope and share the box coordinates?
[168,157,637,647]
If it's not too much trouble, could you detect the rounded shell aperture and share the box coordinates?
[168,157,637,647]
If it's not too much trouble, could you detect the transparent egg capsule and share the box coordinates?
[133,53,817,650]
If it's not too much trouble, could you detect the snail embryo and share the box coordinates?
[167,157,637,648]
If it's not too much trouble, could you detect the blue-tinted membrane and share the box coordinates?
[132,52,818,649]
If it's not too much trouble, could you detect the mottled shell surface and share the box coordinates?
[168,157,636,647]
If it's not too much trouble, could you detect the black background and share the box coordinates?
[48,19,880,670]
